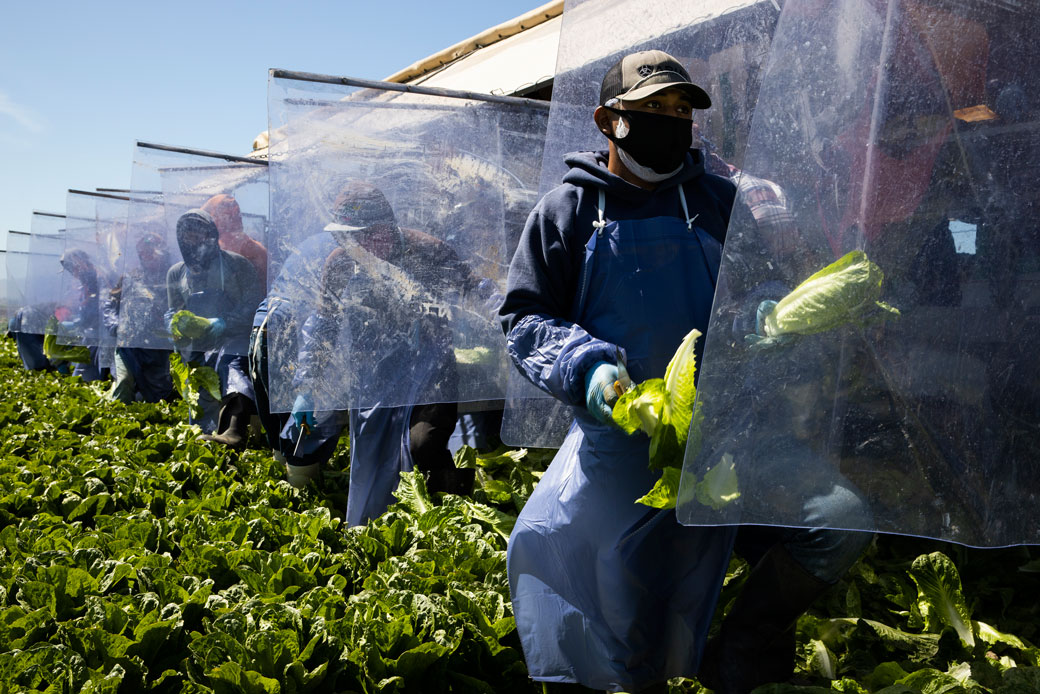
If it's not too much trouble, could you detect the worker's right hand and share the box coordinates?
[291,393,316,429]
[584,360,619,426]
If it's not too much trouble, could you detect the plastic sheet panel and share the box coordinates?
[21,213,66,336]
[6,231,32,327]
[501,0,784,447]
[266,73,548,412]
[677,0,1040,546]
[57,191,111,348]
[118,144,268,355]
[93,194,129,369]
[0,250,7,330]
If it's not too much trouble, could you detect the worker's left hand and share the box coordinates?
[745,300,795,350]
[203,317,226,340]
[291,393,316,430]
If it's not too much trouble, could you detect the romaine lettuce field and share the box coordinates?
[1,337,1038,694]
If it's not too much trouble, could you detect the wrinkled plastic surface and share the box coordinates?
[678,0,1040,546]
[93,194,129,369]
[0,250,7,330]
[117,144,268,355]
[501,0,784,447]
[5,231,32,328]
[266,74,547,412]
[58,191,113,348]
[21,213,66,336]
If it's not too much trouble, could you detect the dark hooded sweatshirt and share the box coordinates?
[499,148,735,406]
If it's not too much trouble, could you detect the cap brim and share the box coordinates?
[324,222,367,233]
[619,81,712,109]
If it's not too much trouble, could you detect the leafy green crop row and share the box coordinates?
[0,336,1038,693]
[0,339,550,693]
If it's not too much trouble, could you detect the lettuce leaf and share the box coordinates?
[169,353,221,420]
[42,317,92,363]
[908,552,976,648]
[612,379,665,436]
[169,310,212,341]
[612,329,709,505]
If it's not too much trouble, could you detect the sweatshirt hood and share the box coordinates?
[561,148,706,203]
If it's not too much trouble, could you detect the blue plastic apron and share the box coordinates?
[344,405,415,527]
[507,186,737,692]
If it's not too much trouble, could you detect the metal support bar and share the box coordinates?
[68,189,131,202]
[136,141,269,166]
[270,69,550,110]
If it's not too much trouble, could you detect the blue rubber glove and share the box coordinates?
[745,299,795,350]
[584,360,619,426]
[292,393,316,430]
[755,300,778,335]
[203,317,226,340]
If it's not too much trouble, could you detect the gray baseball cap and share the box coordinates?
[599,49,711,108]
[324,182,398,233]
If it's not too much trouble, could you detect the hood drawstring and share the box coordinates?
[678,186,699,232]
[593,189,608,237]
[594,186,698,235]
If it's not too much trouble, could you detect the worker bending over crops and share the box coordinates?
[106,230,174,403]
[248,229,346,488]
[166,208,263,446]
[57,249,106,382]
[287,183,487,523]
[500,50,871,694]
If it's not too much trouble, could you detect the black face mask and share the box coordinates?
[181,241,218,271]
[604,106,693,174]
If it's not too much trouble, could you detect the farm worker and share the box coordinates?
[57,249,105,382]
[202,194,268,288]
[246,229,344,487]
[166,209,263,445]
[106,230,174,403]
[286,182,481,523]
[499,50,738,693]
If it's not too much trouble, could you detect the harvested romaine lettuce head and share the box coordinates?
[169,310,211,341]
[761,250,899,338]
[42,317,92,363]
[613,329,708,508]
[612,328,700,468]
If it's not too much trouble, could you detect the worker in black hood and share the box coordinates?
[166,208,263,449]
[176,209,221,272]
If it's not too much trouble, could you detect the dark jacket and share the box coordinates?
[499,148,735,405]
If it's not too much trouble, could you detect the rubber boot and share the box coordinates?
[699,545,830,694]
[210,397,234,437]
[285,462,321,489]
[199,394,256,450]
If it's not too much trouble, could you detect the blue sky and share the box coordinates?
[0,0,545,244]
